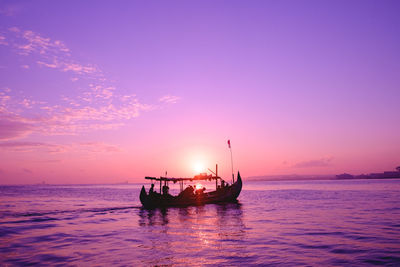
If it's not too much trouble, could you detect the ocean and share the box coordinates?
[1,179,400,266]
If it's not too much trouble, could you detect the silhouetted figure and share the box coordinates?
[178,185,195,199]
[149,184,154,194]
[188,185,194,195]
[162,185,169,195]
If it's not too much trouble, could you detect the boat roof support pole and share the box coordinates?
[216,164,218,189]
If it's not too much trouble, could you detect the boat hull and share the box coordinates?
[140,172,243,209]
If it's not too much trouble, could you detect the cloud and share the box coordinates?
[37,60,58,68]
[0,28,151,137]
[0,117,33,140]
[22,168,33,174]
[20,98,35,108]
[0,141,120,154]
[0,90,11,106]
[62,62,97,74]
[0,35,7,45]
[34,159,62,163]
[0,3,23,17]
[35,97,150,135]
[9,27,70,55]
[0,141,66,153]
[37,59,98,75]
[5,27,100,78]
[159,95,181,104]
[77,142,121,153]
[0,102,136,138]
[0,87,151,137]
[0,27,173,139]
[293,156,333,168]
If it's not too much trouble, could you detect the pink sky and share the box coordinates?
[1,1,399,184]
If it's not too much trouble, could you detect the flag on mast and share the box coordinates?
[227,139,231,148]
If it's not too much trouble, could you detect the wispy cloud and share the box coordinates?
[293,156,333,168]
[0,114,33,140]
[77,142,121,153]
[0,83,155,138]
[159,95,181,104]
[9,26,70,54]
[0,35,7,45]
[0,89,11,106]
[0,27,162,139]
[0,141,121,153]
[0,141,65,153]
[4,27,101,78]
[0,3,23,17]
[34,159,62,163]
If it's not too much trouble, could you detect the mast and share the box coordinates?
[216,164,218,189]
[228,140,234,183]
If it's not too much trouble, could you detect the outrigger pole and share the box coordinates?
[208,164,219,189]
[228,139,234,183]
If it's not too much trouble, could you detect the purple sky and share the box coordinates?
[1,0,400,184]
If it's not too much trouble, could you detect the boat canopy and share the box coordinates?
[145,174,221,183]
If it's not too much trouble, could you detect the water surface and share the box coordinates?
[1,179,400,266]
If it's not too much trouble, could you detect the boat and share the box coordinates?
[140,169,242,209]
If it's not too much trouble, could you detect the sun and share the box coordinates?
[195,183,203,190]
[193,162,204,174]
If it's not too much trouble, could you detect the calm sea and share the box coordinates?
[1,179,400,266]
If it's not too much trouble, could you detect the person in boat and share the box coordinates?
[188,185,194,195]
[149,184,155,194]
[162,184,169,195]
[178,185,194,199]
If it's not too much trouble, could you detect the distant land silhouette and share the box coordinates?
[336,166,400,180]
[248,174,335,181]
[249,166,400,181]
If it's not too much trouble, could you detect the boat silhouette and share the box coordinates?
[140,171,242,209]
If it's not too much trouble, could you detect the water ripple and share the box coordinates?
[1,181,400,265]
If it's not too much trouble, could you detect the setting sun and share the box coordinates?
[195,184,203,190]
[193,162,204,174]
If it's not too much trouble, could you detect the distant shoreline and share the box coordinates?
[247,175,335,182]
[247,176,400,182]
[248,167,400,182]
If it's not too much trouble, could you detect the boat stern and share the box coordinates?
[232,171,243,199]
[140,186,147,206]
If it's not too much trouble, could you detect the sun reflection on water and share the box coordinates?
[138,203,246,265]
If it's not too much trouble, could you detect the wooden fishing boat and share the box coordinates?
[140,170,242,209]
